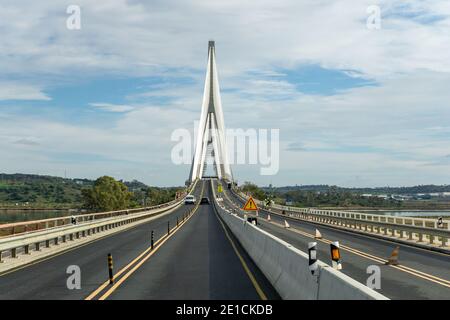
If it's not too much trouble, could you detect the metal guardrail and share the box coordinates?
[0,182,197,238]
[0,200,181,263]
[213,182,388,300]
[0,180,199,263]
[234,189,450,249]
[0,200,180,238]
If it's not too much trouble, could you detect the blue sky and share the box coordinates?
[1,0,450,187]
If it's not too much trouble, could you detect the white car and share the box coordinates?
[185,195,196,205]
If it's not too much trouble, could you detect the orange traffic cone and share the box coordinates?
[385,246,400,266]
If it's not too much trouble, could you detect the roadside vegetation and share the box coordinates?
[239,182,450,210]
[0,173,184,212]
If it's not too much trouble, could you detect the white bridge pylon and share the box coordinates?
[190,41,233,182]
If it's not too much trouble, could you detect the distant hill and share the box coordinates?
[0,173,181,209]
[263,184,450,195]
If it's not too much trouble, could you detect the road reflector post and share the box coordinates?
[385,246,400,266]
[247,217,257,225]
[330,241,342,270]
[177,217,179,227]
[308,242,318,276]
[437,217,443,228]
[151,230,154,250]
[167,221,170,235]
[107,253,114,284]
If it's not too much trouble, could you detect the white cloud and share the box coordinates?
[1,1,450,186]
[0,82,50,101]
[90,103,134,113]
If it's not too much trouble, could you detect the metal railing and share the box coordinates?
[0,200,181,263]
[0,180,199,264]
[234,189,450,249]
[0,181,196,238]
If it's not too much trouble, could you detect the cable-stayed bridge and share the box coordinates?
[0,42,448,300]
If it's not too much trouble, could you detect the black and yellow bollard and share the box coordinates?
[167,221,170,235]
[151,230,154,250]
[107,253,114,284]
[177,217,179,227]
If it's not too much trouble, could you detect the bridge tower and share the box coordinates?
[189,41,233,182]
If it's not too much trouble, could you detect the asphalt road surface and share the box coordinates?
[218,180,450,300]
[0,180,279,300]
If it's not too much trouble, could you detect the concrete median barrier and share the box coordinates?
[212,181,388,300]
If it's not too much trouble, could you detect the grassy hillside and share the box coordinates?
[0,173,183,209]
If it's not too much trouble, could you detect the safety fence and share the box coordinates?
[212,182,388,300]
[234,190,450,249]
[0,181,196,238]
[0,180,199,264]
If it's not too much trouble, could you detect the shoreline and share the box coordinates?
[0,208,79,212]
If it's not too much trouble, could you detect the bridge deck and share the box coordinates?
[217,180,450,300]
[0,181,278,300]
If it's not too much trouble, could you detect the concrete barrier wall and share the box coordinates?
[233,190,450,249]
[213,186,388,300]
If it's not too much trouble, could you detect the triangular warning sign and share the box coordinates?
[243,196,258,211]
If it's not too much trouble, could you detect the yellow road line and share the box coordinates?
[222,191,450,290]
[213,204,268,300]
[0,205,182,278]
[91,182,205,300]
[85,233,168,300]
[268,218,450,288]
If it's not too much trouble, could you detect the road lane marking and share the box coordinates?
[88,182,205,300]
[213,205,268,300]
[221,188,450,289]
[85,232,168,300]
[0,178,203,277]
[0,205,183,278]
[268,218,450,289]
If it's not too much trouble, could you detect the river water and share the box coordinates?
[0,210,78,224]
[2,208,450,224]
[345,210,450,218]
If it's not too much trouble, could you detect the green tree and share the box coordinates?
[241,181,267,200]
[81,176,133,212]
